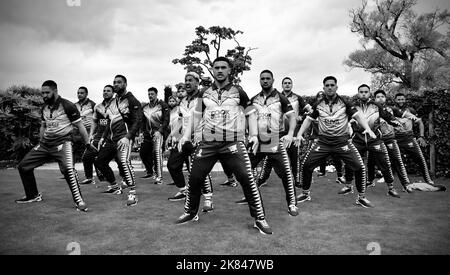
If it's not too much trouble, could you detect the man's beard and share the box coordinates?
[43,95,55,104]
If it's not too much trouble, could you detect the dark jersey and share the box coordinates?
[307,94,358,144]
[195,83,252,143]
[142,99,169,136]
[392,106,417,139]
[75,98,95,129]
[103,92,143,143]
[92,99,113,141]
[41,96,81,147]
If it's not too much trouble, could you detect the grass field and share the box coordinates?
[0,168,449,255]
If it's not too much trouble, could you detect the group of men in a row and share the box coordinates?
[14,56,435,235]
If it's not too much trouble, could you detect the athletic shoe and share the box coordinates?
[202,199,214,213]
[220,179,237,187]
[338,186,353,195]
[366,181,376,188]
[297,193,311,203]
[235,197,248,205]
[254,219,273,235]
[76,201,88,212]
[169,191,186,201]
[336,176,346,185]
[388,188,401,198]
[141,173,153,179]
[80,178,93,185]
[102,185,122,194]
[154,177,163,185]
[126,193,138,206]
[15,193,42,204]
[403,184,413,193]
[356,196,374,208]
[175,213,199,224]
[288,205,299,216]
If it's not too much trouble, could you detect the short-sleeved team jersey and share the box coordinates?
[195,83,251,143]
[307,94,358,144]
[102,92,143,143]
[92,99,113,141]
[392,106,417,139]
[282,91,307,131]
[75,98,95,129]
[142,99,169,136]
[251,89,294,144]
[41,96,81,147]
[350,99,398,143]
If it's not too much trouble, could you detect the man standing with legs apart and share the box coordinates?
[85,85,126,186]
[294,76,377,208]
[256,77,311,188]
[392,93,435,186]
[16,80,89,212]
[177,57,272,235]
[75,87,96,185]
[366,90,415,192]
[95,75,143,206]
[140,87,169,184]
[235,71,298,217]
[167,72,214,208]
[339,84,402,198]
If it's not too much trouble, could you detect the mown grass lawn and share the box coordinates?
[0,169,448,255]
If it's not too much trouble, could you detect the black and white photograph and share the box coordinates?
[0,0,449,260]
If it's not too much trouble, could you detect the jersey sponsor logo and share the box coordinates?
[209,109,230,119]
[341,145,350,152]
[47,121,60,128]
[314,145,321,152]
[387,143,394,149]
[99,119,108,126]
[408,142,414,147]
[258,113,272,120]
[57,144,63,152]
[323,118,340,127]
[374,145,381,151]
[196,149,203,158]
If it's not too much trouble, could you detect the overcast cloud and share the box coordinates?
[0,0,448,103]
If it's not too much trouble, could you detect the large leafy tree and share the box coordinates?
[172,26,257,85]
[345,0,450,91]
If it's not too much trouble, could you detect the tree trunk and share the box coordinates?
[429,111,436,178]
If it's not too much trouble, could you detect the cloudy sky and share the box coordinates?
[0,0,448,103]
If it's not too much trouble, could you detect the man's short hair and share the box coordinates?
[374,89,386,97]
[282,77,292,84]
[395,93,405,99]
[358,84,370,91]
[104,85,114,91]
[260,70,274,78]
[212,56,232,68]
[323,76,337,85]
[42,80,57,90]
[115,74,127,83]
[148,87,158,94]
[78,86,88,94]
